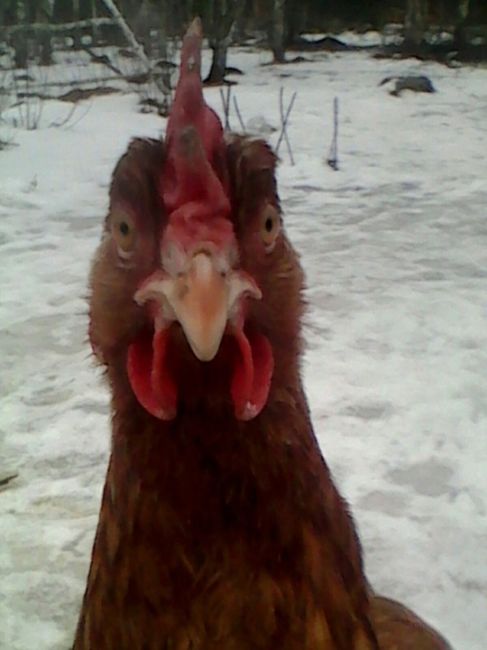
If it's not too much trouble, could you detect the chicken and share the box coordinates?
[74,18,450,650]
[370,597,452,650]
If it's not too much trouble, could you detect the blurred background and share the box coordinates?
[0,0,486,126]
[1,3,486,649]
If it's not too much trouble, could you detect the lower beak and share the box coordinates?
[135,252,261,362]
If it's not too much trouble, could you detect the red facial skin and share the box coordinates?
[126,220,274,421]
[124,21,273,423]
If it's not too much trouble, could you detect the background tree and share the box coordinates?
[30,0,53,64]
[204,0,239,84]
[1,0,486,72]
[0,0,26,67]
[269,0,285,63]
[404,0,427,50]
[454,0,470,47]
[2,0,53,67]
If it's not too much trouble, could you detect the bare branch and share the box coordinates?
[100,0,151,69]
[61,102,93,130]
[275,87,296,165]
[219,85,232,131]
[232,95,246,132]
[50,102,78,128]
[0,473,18,490]
[327,97,339,171]
[0,17,118,37]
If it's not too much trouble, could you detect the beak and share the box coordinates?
[135,251,261,362]
[170,252,230,361]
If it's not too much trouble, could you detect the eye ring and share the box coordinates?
[111,210,137,258]
[260,204,280,252]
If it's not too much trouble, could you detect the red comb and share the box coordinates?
[161,18,230,222]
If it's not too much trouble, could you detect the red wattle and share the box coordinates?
[127,330,177,421]
[232,329,274,421]
[231,329,254,418]
[152,329,178,418]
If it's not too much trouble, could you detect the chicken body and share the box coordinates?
[75,134,377,649]
[371,597,452,650]
[74,390,376,649]
[75,20,451,650]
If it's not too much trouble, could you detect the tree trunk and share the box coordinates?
[205,0,238,84]
[39,29,52,65]
[91,0,100,45]
[171,0,195,33]
[233,0,251,43]
[404,0,426,49]
[73,0,82,49]
[35,2,52,65]
[133,0,155,57]
[100,0,152,69]
[269,0,286,63]
[206,42,228,84]
[454,0,470,48]
[284,0,303,48]
[12,1,28,68]
[13,36,29,68]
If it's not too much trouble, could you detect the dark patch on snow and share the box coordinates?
[388,459,454,497]
[380,75,436,97]
[358,489,409,517]
[341,401,393,421]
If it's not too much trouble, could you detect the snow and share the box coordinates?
[1,43,487,650]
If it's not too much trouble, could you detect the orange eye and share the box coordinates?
[111,212,136,256]
[260,204,280,251]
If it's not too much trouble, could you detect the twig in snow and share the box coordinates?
[327,96,339,171]
[219,85,232,131]
[61,101,93,130]
[0,472,18,490]
[11,63,45,130]
[49,101,82,129]
[81,44,122,77]
[232,95,246,132]
[275,87,296,165]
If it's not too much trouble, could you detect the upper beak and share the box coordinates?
[170,252,230,361]
[135,251,261,362]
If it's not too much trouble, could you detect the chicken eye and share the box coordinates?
[260,204,280,251]
[111,212,136,257]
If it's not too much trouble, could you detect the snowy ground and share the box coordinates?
[1,43,486,650]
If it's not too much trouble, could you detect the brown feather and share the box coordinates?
[75,135,449,650]
[370,596,452,650]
